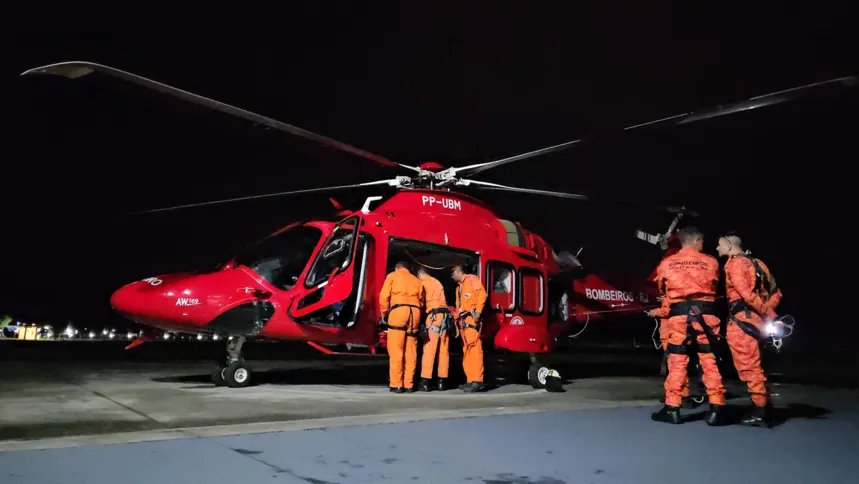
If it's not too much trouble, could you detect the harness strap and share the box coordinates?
[668,300,720,355]
[455,310,482,348]
[386,304,421,337]
[728,299,765,340]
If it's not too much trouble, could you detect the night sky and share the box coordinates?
[3,3,858,350]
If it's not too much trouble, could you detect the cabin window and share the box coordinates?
[305,216,360,288]
[498,219,525,248]
[519,268,544,315]
[486,261,515,312]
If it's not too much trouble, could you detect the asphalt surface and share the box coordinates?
[1,344,857,483]
[2,403,857,484]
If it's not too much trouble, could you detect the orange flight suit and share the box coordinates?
[380,267,426,390]
[456,274,488,383]
[725,254,783,407]
[651,247,726,408]
[420,275,450,380]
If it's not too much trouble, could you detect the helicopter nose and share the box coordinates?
[109,273,212,330]
[110,269,274,333]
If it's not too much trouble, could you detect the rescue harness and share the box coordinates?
[455,309,482,349]
[735,252,779,296]
[426,307,452,336]
[665,300,720,356]
[728,299,766,340]
[385,304,422,337]
[725,253,780,341]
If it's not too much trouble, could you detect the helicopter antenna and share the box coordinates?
[21,61,421,174]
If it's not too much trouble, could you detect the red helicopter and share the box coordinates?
[21,61,856,388]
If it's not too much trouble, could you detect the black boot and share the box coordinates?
[389,387,404,394]
[437,378,447,392]
[460,381,487,393]
[651,405,682,424]
[740,404,774,428]
[706,404,730,426]
[417,379,432,392]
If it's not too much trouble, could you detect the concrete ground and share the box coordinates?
[1,351,857,482]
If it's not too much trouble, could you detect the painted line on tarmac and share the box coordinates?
[198,385,547,399]
[0,399,654,453]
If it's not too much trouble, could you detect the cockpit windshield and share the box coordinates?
[234,225,323,290]
[305,216,360,288]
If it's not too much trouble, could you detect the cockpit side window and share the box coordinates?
[305,216,360,288]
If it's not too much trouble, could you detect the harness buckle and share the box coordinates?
[772,337,783,353]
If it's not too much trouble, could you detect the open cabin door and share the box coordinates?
[289,215,369,328]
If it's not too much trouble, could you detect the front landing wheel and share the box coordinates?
[224,361,252,388]
[211,363,227,387]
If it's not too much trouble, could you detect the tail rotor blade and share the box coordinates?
[21,61,419,173]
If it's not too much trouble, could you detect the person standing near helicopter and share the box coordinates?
[646,226,728,425]
[416,266,451,392]
[451,263,487,392]
[717,232,783,427]
[379,261,425,393]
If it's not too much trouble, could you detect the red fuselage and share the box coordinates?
[111,189,659,353]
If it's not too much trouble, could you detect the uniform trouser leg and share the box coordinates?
[386,308,410,388]
[421,318,450,380]
[726,321,769,407]
[387,329,405,388]
[402,308,420,389]
[662,341,689,397]
[664,317,726,407]
[461,327,484,383]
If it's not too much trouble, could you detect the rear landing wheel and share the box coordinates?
[224,361,252,388]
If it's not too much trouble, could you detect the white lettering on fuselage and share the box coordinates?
[142,277,162,286]
[175,298,200,306]
[421,195,462,211]
[585,288,636,303]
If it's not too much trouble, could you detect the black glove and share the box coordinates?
[378,316,388,331]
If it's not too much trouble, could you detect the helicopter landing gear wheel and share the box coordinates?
[527,357,550,389]
[213,336,251,388]
[211,363,227,386]
[224,361,252,388]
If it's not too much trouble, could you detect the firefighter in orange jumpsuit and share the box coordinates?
[717,232,783,427]
[451,263,487,392]
[416,267,451,392]
[379,261,425,393]
[646,226,728,425]
[654,275,700,407]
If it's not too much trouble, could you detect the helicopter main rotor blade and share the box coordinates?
[129,179,399,215]
[460,179,698,216]
[21,61,419,173]
[455,74,858,178]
